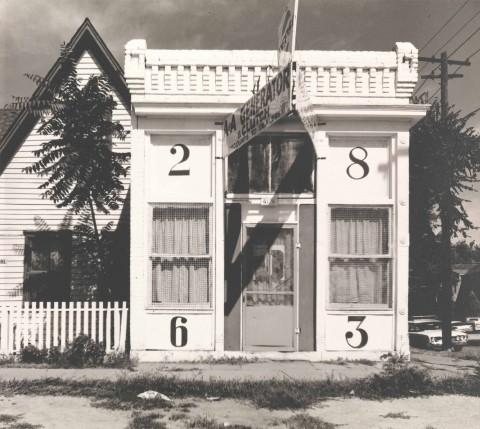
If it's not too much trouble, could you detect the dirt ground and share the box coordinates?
[1,394,480,429]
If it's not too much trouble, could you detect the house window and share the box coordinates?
[228,134,314,194]
[149,203,213,308]
[328,206,392,309]
[23,231,72,302]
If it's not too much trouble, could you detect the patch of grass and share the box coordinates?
[0,414,21,423]
[126,411,166,429]
[91,397,132,411]
[356,365,435,399]
[0,361,479,411]
[283,413,338,429]
[169,411,189,421]
[187,415,222,429]
[324,358,349,366]
[354,359,377,366]
[0,354,16,366]
[198,355,259,365]
[324,357,376,367]
[167,366,201,372]
[381,412,411,419]
[451,350,480,361]
[103,351,138,369]
[0,414,43,429]
[9,424,43,429]
[179,401,198,409]
[187,415,251,429]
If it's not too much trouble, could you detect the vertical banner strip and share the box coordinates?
[278,0,299,68]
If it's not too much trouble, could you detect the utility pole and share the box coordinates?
[419,52,470,119]
[418,51,470,349]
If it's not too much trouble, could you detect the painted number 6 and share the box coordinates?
[345,316,368,349]
[170,316,188,347]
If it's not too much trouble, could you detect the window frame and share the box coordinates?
[147,202,214,309]
[227,133,315,196]
[327,204,393,310]
[23,230,72,302]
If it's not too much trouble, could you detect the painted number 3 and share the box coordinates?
[169,144,190,176]
[345,316,368,349]
[346,146,369,180]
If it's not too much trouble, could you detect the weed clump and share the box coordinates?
[355,352,434,399]
[103,350,138,369]
[18,334,110,367]
[283,413,338,429]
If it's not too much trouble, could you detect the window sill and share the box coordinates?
[145,306,213,314]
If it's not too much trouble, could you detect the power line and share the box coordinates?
[418,10,480,74]
[420,0,470,51]
[426,46,480,104]
[414,22,480,98]
[450,25,480,57]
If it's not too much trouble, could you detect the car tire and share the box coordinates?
[453,345,463,352]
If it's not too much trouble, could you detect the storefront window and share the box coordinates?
[149,203,212,308]
[228,135,314,194]
[328,206,393,309]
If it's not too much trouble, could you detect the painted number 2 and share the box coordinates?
[346,146,369,180]
[345,316,368,349]
[170,316,188,347]
[169,144,190,176]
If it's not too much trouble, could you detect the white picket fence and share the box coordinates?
[0,301,128,354]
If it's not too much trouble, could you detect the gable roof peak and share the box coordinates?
[0,19,130,174]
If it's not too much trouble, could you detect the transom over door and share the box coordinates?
[243,225,295,351]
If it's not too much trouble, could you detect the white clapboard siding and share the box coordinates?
[0,51,131,300]
[0,301,128,353]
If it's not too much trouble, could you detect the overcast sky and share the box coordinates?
[1,0,479,240]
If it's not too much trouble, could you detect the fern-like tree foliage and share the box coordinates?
[410,100,480,347]
[7,45,130,300]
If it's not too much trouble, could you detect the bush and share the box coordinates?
[62,334,105,367]
[19,345,47,364]
[46,346,63,365]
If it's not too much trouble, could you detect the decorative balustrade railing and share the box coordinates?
[125,43,419,101]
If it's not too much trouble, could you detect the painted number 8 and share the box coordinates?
[346,146,369,180]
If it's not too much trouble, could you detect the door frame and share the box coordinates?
[241,222,298,351]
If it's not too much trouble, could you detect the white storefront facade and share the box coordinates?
[125,40,427,361]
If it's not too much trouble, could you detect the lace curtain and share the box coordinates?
[245,228,294,305]
[329,207,391,307]
[151,206,211,305]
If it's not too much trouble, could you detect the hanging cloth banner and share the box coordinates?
[292,62,323,153]
[223,63,293,157]
[278,0,299,68]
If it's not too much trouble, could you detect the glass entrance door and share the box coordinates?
[242,225,295,351]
